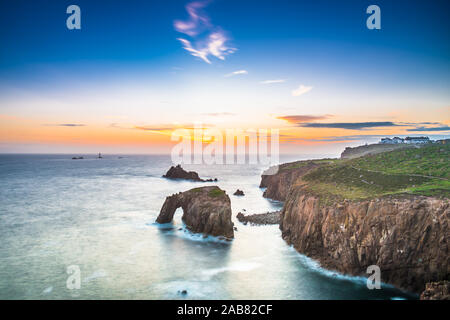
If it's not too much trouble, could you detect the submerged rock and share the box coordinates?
[156,186,234,239]
[163,164,217,182]
[233,189,245,196]
[236,211,280,225]
[420,281,449,300]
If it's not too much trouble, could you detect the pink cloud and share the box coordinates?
[174,1,236,64]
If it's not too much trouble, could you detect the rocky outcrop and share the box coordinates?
[260,162,319,201]
[420,281,449,300]
[280,187,449,294]
[163,165,217,182]
[233,189,245,196]
[237,211,280,225]
[156,186,234,239]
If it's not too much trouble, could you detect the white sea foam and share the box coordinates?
[288,246,398,289]
[150,222,232,243]
[129,241,147,255]
[42,286,53,294]
[201,261,261,280]
[83,269,107,283]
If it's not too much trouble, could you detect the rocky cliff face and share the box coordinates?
[279,186,449,293]
[260,162,319,201]
[156,186,234,239]
[420,280,449,300]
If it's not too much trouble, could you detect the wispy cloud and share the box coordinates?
[280,134,385,143]
[43,123,86,127]
[134,126,174,132]
[224,70,248,77]
[277,114,332,123]
[292,84,313,97]
[407,125,450,132]
[174,1,211,36]
[201,112,236,116]
[260,79,286,84]
[281,120,450,132]
[175,1,235,64]
[299,122,401,130]
[133,123,215,132]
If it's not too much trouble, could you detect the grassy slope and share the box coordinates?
[289,143,449,203]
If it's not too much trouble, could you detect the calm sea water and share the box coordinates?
[0,154,416,300]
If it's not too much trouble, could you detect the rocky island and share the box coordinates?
[236,211,280,225]
[163,164,217,182]
[261,143,449,296]
[156,186,234,239]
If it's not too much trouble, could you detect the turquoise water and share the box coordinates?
[0,154,416,299]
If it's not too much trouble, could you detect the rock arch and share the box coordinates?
[156,186,234,239]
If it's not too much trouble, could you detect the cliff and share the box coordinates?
[260,161,322,201]
[156,186,234,239]
[280,188,449,293]
[262,144,450,294]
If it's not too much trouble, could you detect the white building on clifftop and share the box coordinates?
[380,136,431,144]
[405,136,430,144]
[380,137,404,144]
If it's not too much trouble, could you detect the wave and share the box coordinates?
[200,261,261,280]
[151,280,219,299]
[83,269,107,283]
[287,246,397,289]
[42,286,53,294]
[150,222,233,244]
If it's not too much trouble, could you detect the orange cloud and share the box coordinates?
[277,114,332,124]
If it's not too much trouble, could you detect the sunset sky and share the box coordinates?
[0,0,449,155]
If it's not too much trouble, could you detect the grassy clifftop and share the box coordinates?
[349,144,449,179]
[289,144,449,203]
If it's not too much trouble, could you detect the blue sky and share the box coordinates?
[0,0,449,153]
[1,0,449,82]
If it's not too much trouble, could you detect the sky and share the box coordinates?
[0,0,449,155]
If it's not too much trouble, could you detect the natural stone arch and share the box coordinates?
[156,186,234,239]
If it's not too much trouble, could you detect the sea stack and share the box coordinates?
[163,164,216,182]
[156,186,234,239]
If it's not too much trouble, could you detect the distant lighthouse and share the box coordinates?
[98,153,103,159]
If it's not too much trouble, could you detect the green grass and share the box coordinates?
[300,143,450,202]
[348,144,450,179]
[208,188,226,198]
[190,187,226,198]
[281,158,340,171]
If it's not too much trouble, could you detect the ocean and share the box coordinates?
[0,154,416,299]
